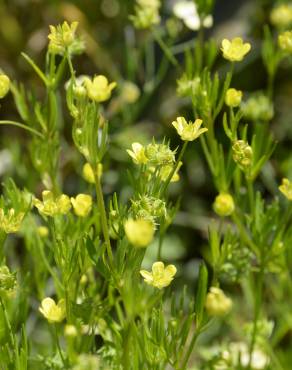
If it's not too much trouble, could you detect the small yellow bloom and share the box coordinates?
[37,226,49,238]
[279,178,292,200]
[221,37,251,62]
[0,208,24,234]
[124,218,155,248]
[205,287,232,316]
[140,261,177,289]
[270,4,292,28]
[278,31,292,53]
[127,143,148,164]
[225,88,242,107]
[172,117,207,141]
[0,74,10,99]
[85,75,117,102]
[213,193,235,217]
[39,297,66,323]
[33,190,71,216]
[71,194,92,217]
[48,21,84,56]
[82,162,103,184]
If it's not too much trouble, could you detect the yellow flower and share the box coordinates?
[278,31,292,53]
[0,208,24,234]
[33,190,71,216]
[205,287,232,316]
[71,194,92,217]
[225,88,242,107]
[127,143,148,164]
[279,178,292,200]
[39,297,66,323]
[37,226,49,238]
[213,193,235,217]
[140,261,177,289]
[270,4,292,28]
[82,162,103,184]
[124,218,155,247]
[172,117,207,141]
[0,74,10,99]
[85,75,117,102]
[221,37,251,62]
[48,21,84,56]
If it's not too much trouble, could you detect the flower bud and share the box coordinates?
[225,88,242,107]
[124,218,155,248]
[279,178,292,201]
[37,226,49,238]
[213,193,235,217]
[0,74,10,99]
[270,4,292,28]
[71,194,92,217]
[232,140,253,171]
[0,266,17,298]
[278,31,292,53]
[64,324,78,338]
[205,287,232,316]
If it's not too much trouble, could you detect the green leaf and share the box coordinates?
[195,263,208,327]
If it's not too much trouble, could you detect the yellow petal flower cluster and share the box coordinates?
[127,143,149,164]
[71,194,93,217]
[221,37,251,62]
[279,178,292,200]
[205,287,232,316]
[48,21,84,56]
[85,75,116,103]
[0,208,24,234]
[33,190,71,216]
[0,74,10,99]
[39,297,66,323]
[140,261,177,289]
[172,117,208,141]
[124,218,155,248]
[213,193,235,217]
[225,88,242,107]
[278,30,292,53]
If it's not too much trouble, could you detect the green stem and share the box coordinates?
[247,179,254,213]
[94,170,114,266]
[161,141,188,195]
[181,329,201,369]
[66,52,76,82]
[248,264,264,369]
[152,28,179,68]
[157,230,164,260]
[54,324,66,365]
[0,231,6,264]
[232,212,258,256]
[0,120,44,139]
